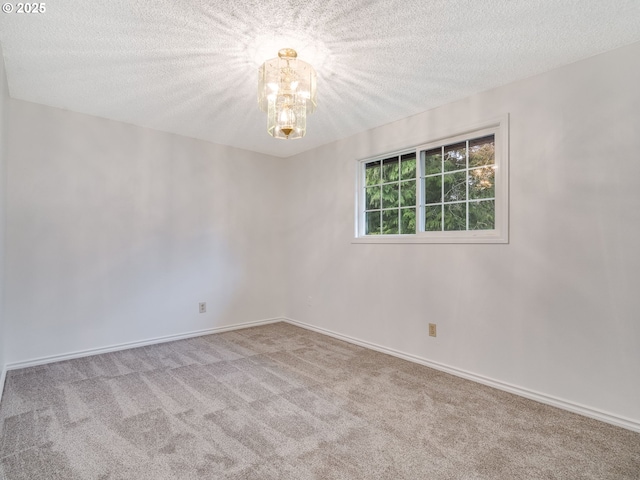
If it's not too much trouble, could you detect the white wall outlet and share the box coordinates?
[199,302,206,313]
[307,296,312,307]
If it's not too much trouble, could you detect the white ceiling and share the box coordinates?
[1,1,640,158]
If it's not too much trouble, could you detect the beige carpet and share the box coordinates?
[0,322,638,479]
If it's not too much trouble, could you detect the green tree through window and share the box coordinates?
[421,135,495,232]
[364,153,416,234]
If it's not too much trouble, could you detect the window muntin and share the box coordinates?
[355,117,508,243]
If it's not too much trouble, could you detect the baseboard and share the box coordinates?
[283,317,640,433]
[5,317,284,371]
[0,364,6,406]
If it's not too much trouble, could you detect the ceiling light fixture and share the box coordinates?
[258,48,317,140]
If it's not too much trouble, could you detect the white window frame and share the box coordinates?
[354,115,509,244]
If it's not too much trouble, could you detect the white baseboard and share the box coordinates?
[5,317,283,371]
[0,364,6,406]
[283,317,640,433]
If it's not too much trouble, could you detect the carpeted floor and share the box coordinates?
[0,322,638,479]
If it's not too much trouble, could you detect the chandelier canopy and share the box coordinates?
[258,48,317,140]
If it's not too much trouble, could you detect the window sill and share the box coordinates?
[352,231,508,244]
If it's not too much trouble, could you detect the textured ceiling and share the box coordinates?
[1,1,640,158]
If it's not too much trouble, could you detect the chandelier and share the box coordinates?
[258,48,317,140]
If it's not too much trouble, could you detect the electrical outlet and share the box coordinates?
[428,323,437,337]
[199,302,206,313]
[307,296,312,307]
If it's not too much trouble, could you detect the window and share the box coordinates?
[364,153,417,235]
[355,116,508,243]
[422,135,496,232]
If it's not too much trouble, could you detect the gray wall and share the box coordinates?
[4,101,286,362]
[0,43,8,392]
[284,41,640,424]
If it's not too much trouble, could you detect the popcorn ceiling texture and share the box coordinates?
[1,0,640,157]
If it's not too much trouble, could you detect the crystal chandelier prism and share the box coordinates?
[258,48,317,140]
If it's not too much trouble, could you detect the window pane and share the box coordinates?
[381,183,399,209]
[444,142,466,172]
[382,157,399,183]
[469,167,495,200]
[424,175,442,204]
[444,203,466,231]
[400,154,416,180]
[400,180,416,207]
[400,208,416,234]
[424,205,442,231]
[469,135,495,168]
[422,148,441,175]
[365,186,381,209]
[365,160,381,186]
[469,200,495,230]
[382,209,399,234]
[443,171,467,202]
[366,211,381,235]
